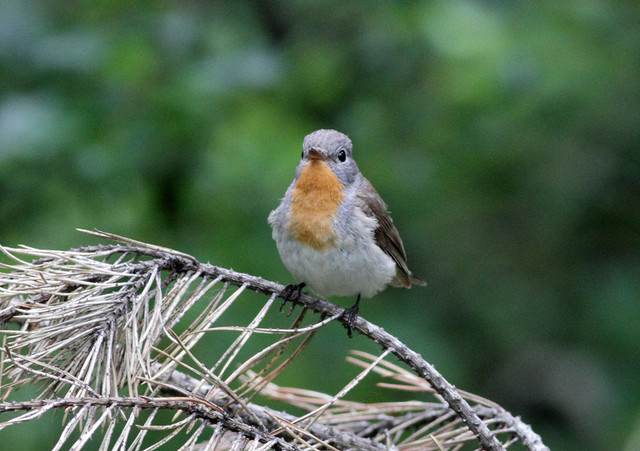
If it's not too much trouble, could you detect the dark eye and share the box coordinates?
[338,150,347,162]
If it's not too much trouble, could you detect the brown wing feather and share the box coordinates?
[356,178,425,288]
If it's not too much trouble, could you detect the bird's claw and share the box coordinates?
[279,282,306,314]
[342,299,360,338]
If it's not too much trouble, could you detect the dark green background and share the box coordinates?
[1,1,639,449]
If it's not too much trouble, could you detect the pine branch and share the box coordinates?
[150,362,387,451]
[0,397,297,451]
[0,229,549,450]
[72,231,516,450]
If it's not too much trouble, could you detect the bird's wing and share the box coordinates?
[355,178,425,288]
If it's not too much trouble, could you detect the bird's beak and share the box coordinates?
[308,149,326,160]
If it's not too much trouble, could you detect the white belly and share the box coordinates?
[275,235,396,298]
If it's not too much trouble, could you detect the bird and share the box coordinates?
[268,129,425,336]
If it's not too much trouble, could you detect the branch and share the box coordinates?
[151,362,388,451]
[75,229,540,450]
[156,362,549,451]
[0,397,297,451]
[0,229,548,450]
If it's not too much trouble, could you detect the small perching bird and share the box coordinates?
[269,129,425,336]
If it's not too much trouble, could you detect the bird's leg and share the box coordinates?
[343,294,361,338]
[279,282,306,313]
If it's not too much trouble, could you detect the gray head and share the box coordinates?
[299,129,360,185]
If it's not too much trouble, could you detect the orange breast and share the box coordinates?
[288,160,345,250]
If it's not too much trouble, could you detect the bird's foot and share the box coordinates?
[342,295,361,338]
[279,282,306,314]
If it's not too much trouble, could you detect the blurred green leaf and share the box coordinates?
[1,1,638,449]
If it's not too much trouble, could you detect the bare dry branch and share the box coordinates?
[0,230,548,450]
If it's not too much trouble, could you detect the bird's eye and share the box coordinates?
[338,150,347,162]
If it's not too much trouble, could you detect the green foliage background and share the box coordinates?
[1,1,639,449]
